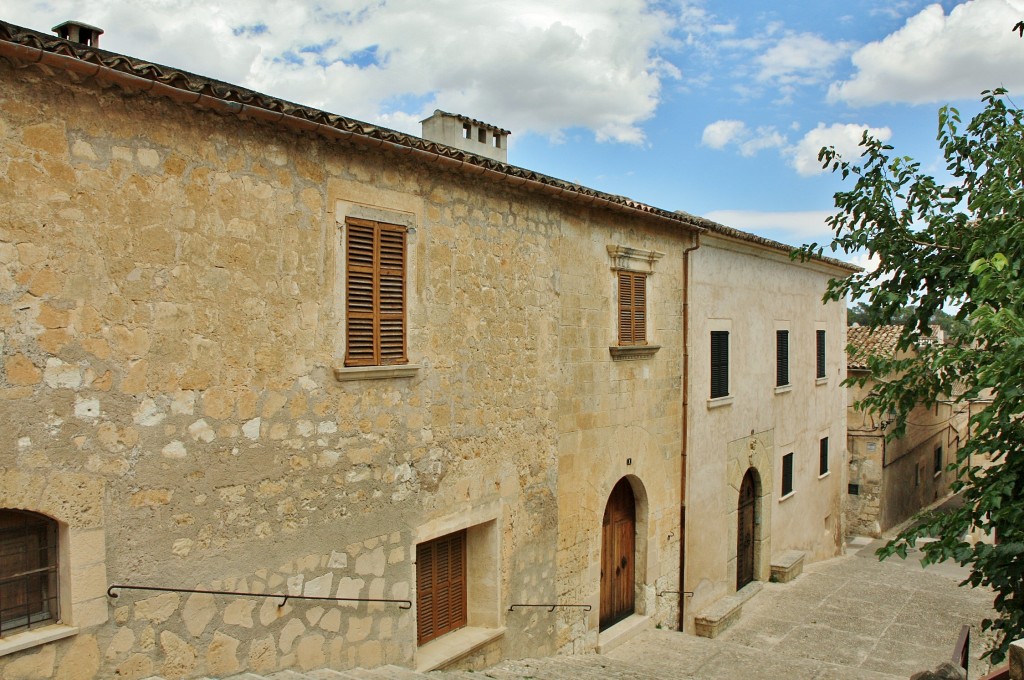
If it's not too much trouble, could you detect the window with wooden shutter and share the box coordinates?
[782,452,794,496]
[0,510,58,635]
[710,331,729,398]
[416,530,467,646]
[776,330,789,387]
[816,330,826,379]
[345,218,407,367]
[617,271,647,346]
[819,437,829,476]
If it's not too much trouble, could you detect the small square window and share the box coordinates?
[848,483,860,495]
[782,452,794,496]
[462,123,471,139]
[478,128,487,143]
[819,437,829,476]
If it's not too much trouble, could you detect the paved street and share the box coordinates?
[445,537,997,680]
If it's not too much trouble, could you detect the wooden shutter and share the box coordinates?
[819,437,829,476]
[416,531,467,646]
[344,218,407,367]
[617,271,647,346]
[776,330,789,386]
[782,453,794,496]
[816,330,826,379]
[710,331,729,398]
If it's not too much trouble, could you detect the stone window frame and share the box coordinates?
[413,500,504,672]
[334,202,421,382]
[607,245,663,361]
[0,472,108,658]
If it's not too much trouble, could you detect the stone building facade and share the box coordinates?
[0,20,852,679]
[845,326,969,537]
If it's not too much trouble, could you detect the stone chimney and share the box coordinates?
[52,21,104,48]
[421,110,510,163]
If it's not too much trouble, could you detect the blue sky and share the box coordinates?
[5,0,1024,266]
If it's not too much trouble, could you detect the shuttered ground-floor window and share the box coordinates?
[416,530,467,645]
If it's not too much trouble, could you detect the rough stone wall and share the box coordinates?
[554,218,688,651]
[0,61,576,678]
[846,375,967,536]
[684,236,848,630]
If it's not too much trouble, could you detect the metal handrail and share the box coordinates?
[107,584,412,609]
[507,603,592,613]
[952,624,970,675]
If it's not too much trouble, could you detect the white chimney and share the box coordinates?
[52,21,104,48]
[421,110,510,163]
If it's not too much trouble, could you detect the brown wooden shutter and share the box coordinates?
[344,218,407,367]
[416,530,467,645]
[710,331,729,398]
[617,271,647,346]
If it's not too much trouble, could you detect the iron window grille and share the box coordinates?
[0,510,59,637]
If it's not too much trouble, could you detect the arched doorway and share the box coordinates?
[600,478,636,629]
[737,469,757,590]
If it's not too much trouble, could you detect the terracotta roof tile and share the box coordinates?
[846,325,903,369]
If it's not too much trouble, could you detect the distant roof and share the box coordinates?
[847,325,902,370]
[0,20,858,272]
[847,323,946,370]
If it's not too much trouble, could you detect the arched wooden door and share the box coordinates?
[600,478,636,630]
[737,469,756,590]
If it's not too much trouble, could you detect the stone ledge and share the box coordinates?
[0,624,78,658]
[609,345,661,361]
[596,614,651,654]
[415,626,505,672]
[333,364,420,382]
[694,582,762,639]
[770,550,805,583]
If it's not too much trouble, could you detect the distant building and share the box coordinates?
[845,325,970,536]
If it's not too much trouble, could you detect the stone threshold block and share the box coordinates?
[770,550,806,583]
[694,581,762,639]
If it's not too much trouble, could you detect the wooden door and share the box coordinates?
[737,470,756,590]
[600,478,636,630]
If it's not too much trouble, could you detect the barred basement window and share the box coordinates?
[416,530,467,646]
[710,331,729,398]
[0,510,58,636]
[345,218,408,367]
[776,330,790,387]
[816,330,826,379]
[617,271,647,346]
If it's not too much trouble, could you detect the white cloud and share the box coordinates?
[756,33,855,87]
[829,0,1024,105]
[701,120,747,149]
[787,123,892,176]
[701,120,786,155]
[6,0,684,144]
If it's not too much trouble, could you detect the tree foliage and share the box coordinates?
[797,87,1024,662]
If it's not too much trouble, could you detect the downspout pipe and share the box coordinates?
[679,231,701,631]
